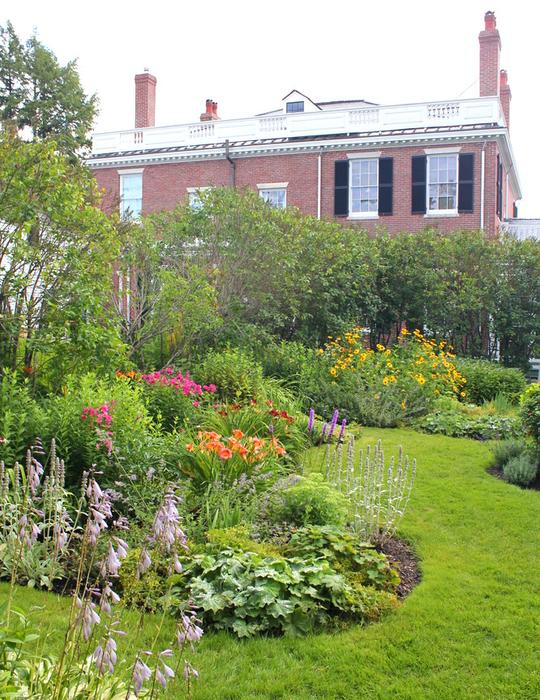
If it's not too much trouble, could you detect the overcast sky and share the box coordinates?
[3,0,539,217]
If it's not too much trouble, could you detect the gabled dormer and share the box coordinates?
[281,90,321,114]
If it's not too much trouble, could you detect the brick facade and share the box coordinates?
[91,12,519,237]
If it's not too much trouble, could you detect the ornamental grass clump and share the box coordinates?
[324,436,416,541]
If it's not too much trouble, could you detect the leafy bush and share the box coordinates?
[317,328,466,427]
[41,373,156,484]
[0,371,44,466]
[117,368,217,431]
[119,547,169,612]
[171,547,396,638]
[455,359,526,405]
[197,348,263,402]
[416,411,520,441]
[206,525,279,556]
[503,453,538,486]
[260,474,349,528]
[520,384,540,445]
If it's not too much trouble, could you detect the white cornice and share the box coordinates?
[88,128,508,171]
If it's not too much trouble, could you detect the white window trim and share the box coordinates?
[347,151,381,160]
[348,157,379,220]
[424,152,459,218]
[117,168,145,175]
[119,171,143,220]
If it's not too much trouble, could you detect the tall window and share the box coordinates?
[350,159,378,215]
[120,172,143,219]
[427,154,457,213]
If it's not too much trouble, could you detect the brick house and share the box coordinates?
[89,11,520,237]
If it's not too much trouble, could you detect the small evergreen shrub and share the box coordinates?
[491,439,527,470]
[0,370,44,465]
[503,453,538,486]
[261,473,349,528]
[456,359,526,405]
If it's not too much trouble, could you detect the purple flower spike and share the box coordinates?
[328,409,339,439]
[321,422,328,443]
[338,419,347,443]
[307,408,315,433]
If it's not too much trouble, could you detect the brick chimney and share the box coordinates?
[479,11,501,96]
[499,69,511,129]
[200,99,220,121]
[135,70,157,128]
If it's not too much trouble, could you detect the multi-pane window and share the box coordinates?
[259,188,286,209]
[427,154,458,212]
[187,187,211,210]
[350,159,378,215]
[286,101,304,113]
[120,173,143,219]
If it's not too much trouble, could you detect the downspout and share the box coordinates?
[317,149,323,219]
[480,142,486,231]
[225,139,236,188]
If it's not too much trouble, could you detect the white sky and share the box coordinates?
[3,0,539,217]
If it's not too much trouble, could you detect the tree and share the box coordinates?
[0,21,97,156]
[0,132,124,385]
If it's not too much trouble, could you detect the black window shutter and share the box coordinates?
[513,203,518,218]
[334,160,349,216]
[378,158,393,215]
[458,153,474,213]
[496,156,503,219]
[411,156,426,214]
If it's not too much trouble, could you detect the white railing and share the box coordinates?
[501,219,540,240]
[91,96,505,155]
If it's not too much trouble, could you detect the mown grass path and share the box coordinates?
[2,428,540,699]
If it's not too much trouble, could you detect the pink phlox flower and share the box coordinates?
[203,384,217,393]
[192,400,200,408]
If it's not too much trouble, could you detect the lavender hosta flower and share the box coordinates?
[268,423,274,434]
[136,548,152,577]
[86,477,112,546]
[93,635,117,675]
[18,514,39,547]
[156,657,175,689]
[176,612,204,649]
[327,409,340,440]
[146,467,155,481]
[338,419,347,443]
[100,583,121,614]
[76,597,101,641]
[150,492,188,553]
[183,660,199,682]
[53,522,68,550]
[28,458,44,495]
[307,408,315,433]
[132,656,153,696]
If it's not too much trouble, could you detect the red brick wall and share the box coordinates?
[93,139,501,236]
[135,73,157,129]
[479,13,500,97]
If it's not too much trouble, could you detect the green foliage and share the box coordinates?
[0,371,43,465]
[520,384,540,445]
[206,525,279,556]
[0,132,124,384]
[172,546,396,638]
[491,439,528,471]
[284,526,400,591]
[40,373,155,484]
[118,547,169,613]
[503,453,538,486]
[0,21,97,156]
[261,473,349,528]
[456,358,526,405]
[197,348,263,402]
[416,410,520,441]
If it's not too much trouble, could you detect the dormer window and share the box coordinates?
[286,101,304,113]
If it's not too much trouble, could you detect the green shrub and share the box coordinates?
[261,473,349,528]
[40,373,156,484]
[171,547,396,637]
[491,439,527,470]
[415,409,520,441]
[197,348,263,402]
[206,525,279,556]
[503,453,538,486]
[520,384,540,445]
[0,370,44,465]
[456,359,526,405]
[118,547,169,612]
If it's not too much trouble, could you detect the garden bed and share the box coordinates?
[378,536,421,599]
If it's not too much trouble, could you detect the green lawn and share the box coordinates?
[2,428,540,699]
